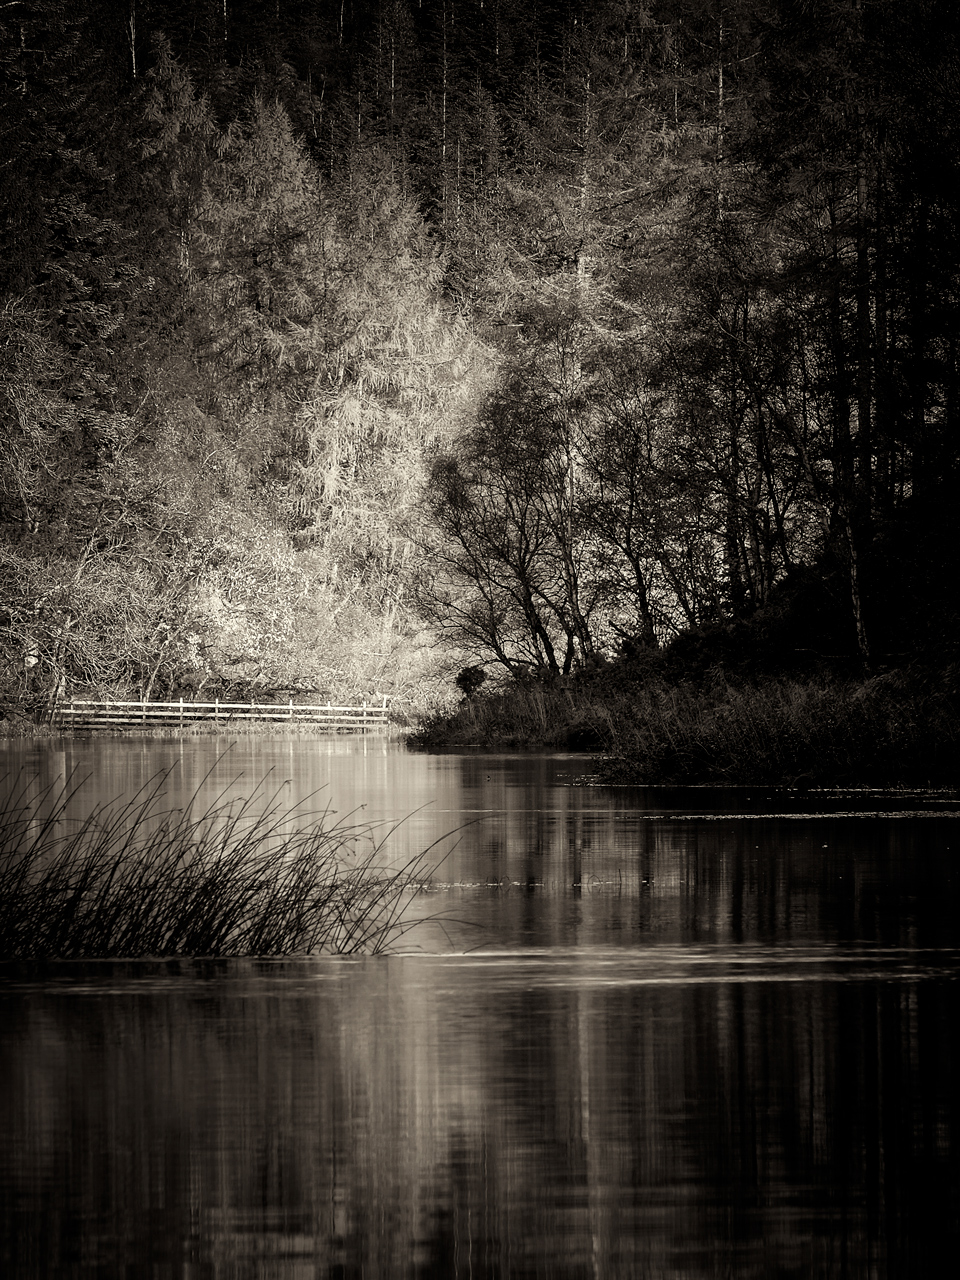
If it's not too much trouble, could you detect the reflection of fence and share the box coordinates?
[54,697,391,731]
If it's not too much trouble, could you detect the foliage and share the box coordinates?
[0,768,445,958]
[422,347,603,677]
[455,665,487,699]
[0,36,484,716]
[598,670,960,787]
[416,0,960,678]
[2,2,960,733]
[410,663,960,788]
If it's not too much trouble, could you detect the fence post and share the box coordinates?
[215,696,219,722]
[289,696,293,722]
[179,696,183,729]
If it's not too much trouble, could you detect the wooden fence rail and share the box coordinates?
[53,697,391,731]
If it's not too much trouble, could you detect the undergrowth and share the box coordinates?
[410,666,960,787]
[0,768,446,959]
[599,669,960,785]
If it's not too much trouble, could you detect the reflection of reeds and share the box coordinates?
[0,768,442,958]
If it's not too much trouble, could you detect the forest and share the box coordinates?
[2,1,959,778]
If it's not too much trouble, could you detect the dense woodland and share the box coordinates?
[2,1,959,741]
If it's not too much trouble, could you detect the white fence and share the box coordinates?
[54,697,391,731]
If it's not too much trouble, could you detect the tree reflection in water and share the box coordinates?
[1,737,958,1276]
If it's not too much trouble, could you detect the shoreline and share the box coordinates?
[408,664,960,789]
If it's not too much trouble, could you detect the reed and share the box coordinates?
[0,769,444,959]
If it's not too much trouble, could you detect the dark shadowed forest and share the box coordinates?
[2,1,959,780]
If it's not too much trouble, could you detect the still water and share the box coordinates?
[1,734,958,1277]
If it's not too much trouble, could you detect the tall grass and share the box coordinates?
[0,769,445,959]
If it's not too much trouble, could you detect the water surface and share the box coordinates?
[1,735,958,1277]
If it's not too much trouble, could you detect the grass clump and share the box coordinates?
[0,769,443,959]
